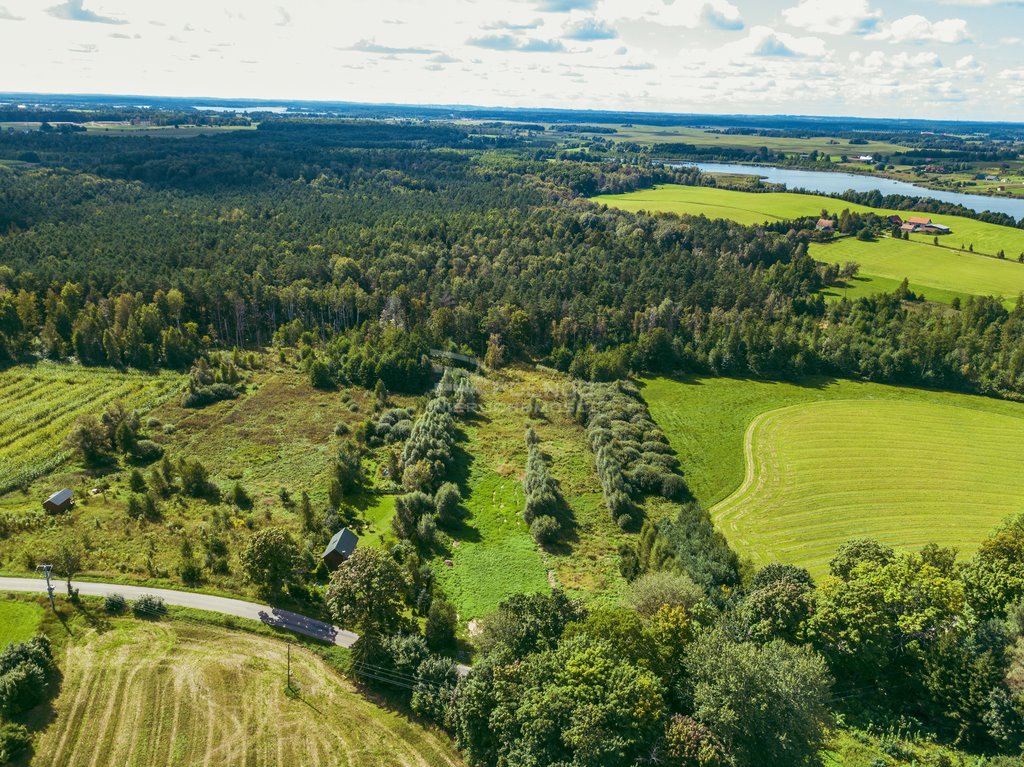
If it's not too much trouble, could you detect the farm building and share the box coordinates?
[322,527,358,570]
[815,218,835,233]
[43,488,74,513]
[887,215,904,226]
[903,216,951,235]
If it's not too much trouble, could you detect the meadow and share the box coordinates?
[0,364,182,494]
[30,619,462,767]
[641,375,1024,577]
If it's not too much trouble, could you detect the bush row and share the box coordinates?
[522,428,566,547]
[571,380,686,528]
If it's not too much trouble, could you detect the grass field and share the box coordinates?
[641,376,1024,577]
[0,364,182,494]
[31,620,462,767]
[434,367,628,621]
[0,598,43,648]
[594,184,1024,304]
[812,236,1024,306]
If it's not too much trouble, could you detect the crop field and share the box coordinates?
[641,376,1024,577]
[0,598,43,647]
[434,367,627,622]
[0,364,182,494]
[31,620,462,767]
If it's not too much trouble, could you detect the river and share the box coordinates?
[669,161,1024,221]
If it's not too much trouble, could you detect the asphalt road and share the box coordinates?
[0,576,358,648]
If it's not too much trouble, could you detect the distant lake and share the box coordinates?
[669,162,1024,221]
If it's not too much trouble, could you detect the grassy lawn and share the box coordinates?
[433,367,629,622]
[812,235,1024,307]
[0,598,44,647]
[30,618,462,767]
[0,363,182,493]
[641,376,1024,578]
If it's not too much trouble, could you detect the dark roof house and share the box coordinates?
[322,527,358,570]
[43,488,74,514]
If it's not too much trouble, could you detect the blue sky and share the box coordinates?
[1,0,1022,120]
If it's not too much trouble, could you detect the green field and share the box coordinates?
[641,376,1024,577]
[0,364,182,494]
[0,598,43,647]
[594,184,1024,304]
[812,236,1024,306]
[31,620,462,767]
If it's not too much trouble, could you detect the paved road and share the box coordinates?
[0,576,358,648]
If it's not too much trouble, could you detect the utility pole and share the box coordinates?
[38,564,55,609]
[287,640,292,691]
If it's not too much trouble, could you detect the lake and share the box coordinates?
[670,162,1024,221]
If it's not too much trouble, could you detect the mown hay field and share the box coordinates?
[0,364,182,494]
[641,376,1024,578]
[31,620,463,767]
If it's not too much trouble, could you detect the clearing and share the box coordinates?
[641,376,1024,577]
[31,619,462,767]
[434,367,628,622]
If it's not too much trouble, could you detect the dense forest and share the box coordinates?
[3,121,1024,400]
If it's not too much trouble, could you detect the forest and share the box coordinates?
[3,120,1024,400]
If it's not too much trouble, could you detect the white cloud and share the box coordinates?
[730,25,826,58]
[601,0,743,30]
[869,15,971,44]
[782,0,881,35]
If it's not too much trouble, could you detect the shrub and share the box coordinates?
[434,482,462,526]
[131,594,167,619]
[530,515,561,547]
[393,491,435,540]
[0,661,47,715]
[130,439,164,463]
[0,722,31,764]
[104,593,128,614]
[128,468,147,493]
[425,598,458,651]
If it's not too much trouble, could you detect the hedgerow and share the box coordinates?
[572,380,686,527]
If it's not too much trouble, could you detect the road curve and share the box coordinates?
[0,576,359,648]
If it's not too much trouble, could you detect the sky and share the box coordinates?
[1,0,1023,120]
